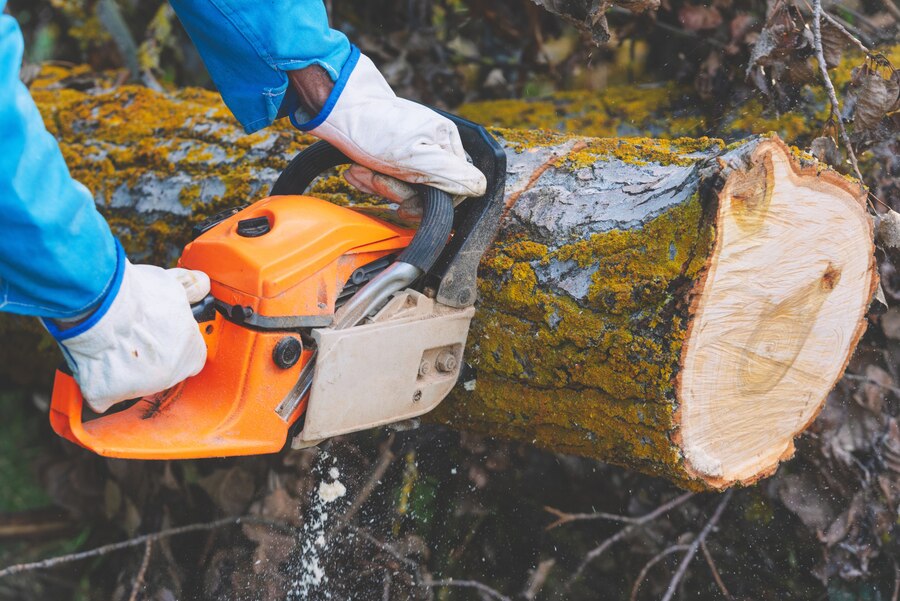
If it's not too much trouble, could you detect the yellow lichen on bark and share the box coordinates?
[458,45,900,148]
[433,195,716,488]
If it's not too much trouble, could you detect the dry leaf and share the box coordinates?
[777,472,839,532]
[529,0,613,44]
[810,136,841,166]
[198,466,257,516]
[820,20,846,69]
[875,209,900,249]
[879,307,900,340]
[678,5,723,31]
[852,364,892,413]
[852,63,900,131]
[881,418,900,474]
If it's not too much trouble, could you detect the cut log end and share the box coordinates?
[677,138,876,488]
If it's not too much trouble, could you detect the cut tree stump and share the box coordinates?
[3,66,875,489]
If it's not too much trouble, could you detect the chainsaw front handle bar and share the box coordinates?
[270,141,454,275]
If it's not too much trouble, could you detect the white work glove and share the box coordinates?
[343,165,446,220]
[296,52,487,203]
[52,262,210,413]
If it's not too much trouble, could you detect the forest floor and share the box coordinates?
[1,0,900,599]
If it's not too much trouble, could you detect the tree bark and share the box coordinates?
[5,67,875,490]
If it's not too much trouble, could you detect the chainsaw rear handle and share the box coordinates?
[270,141,454,275]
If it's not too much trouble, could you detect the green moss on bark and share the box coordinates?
[433,195,715,488]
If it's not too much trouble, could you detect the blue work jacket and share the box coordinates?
[0,0,351,320]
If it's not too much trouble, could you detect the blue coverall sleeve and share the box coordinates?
[168,0,352,134]
[0,4,120,320]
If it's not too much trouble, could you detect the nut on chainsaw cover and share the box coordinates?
[49,110,506,459]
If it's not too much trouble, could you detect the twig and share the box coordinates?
[829,0,881,30]
[629,545,691,601]
[812,0,865,185]
[892,561,899,601]
[660,490,734,601]
[843,373,900,397]
[332,434,395,533]
[701,540,733,600]
[821,10,870,53]
[548,492,695,531]
[127,541,153,601]
[800,0,871,54]
[351,525,510,600]
[0,516,289,579]
[522,559,555,600]
[882,0,900,22]
[95,0,142,82]
[0,507,74,540]
[544,506,645,529]
[349,526,419,570]
[382,569,392,601]
[565,492,695,586]
[422,578,512,601]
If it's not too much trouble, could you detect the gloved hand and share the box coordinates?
[343,165,448,220]
[50,262,210,413]
[289,51,486,202]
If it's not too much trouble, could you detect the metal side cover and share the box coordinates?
[294,290,474,444]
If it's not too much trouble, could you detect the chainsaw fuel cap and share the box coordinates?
[237,216,271,237]
[273,337,303,369]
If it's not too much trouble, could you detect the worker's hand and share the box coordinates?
[289,52,486,200]
[343,164,466,220]
[53,262,210,413]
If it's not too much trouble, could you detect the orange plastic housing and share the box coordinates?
[180,195,414,320]
[49,195,414,459]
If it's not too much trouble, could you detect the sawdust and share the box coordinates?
[286,452,347,601]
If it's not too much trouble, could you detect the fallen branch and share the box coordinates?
[522,559,556,600]
[565,492,695,586]
[332,434,396,534]
[0,507,75,541]
[660,490,734,601]
[801,0,872,54]
[349,526,419,570]
[421,578,512,601]
[812,0,865,184]
[544,506,647,530]
[0,516,291,579]
[629,544,691,601]
[701,540,733,601]
[127,540,153,601]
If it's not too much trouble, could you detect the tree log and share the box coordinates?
[3,66,875,490]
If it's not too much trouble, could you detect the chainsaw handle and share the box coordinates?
[269,140,454,274]
[398,186,454,273]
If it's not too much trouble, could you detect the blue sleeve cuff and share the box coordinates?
[290,45,360,132]
[168,0,353,135]
[42,239,127,342]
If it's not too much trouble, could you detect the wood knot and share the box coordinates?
[821,263,841,291]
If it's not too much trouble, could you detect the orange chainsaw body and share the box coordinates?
[50,194,414,459]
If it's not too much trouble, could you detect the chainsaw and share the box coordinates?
[48,112,506,459]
